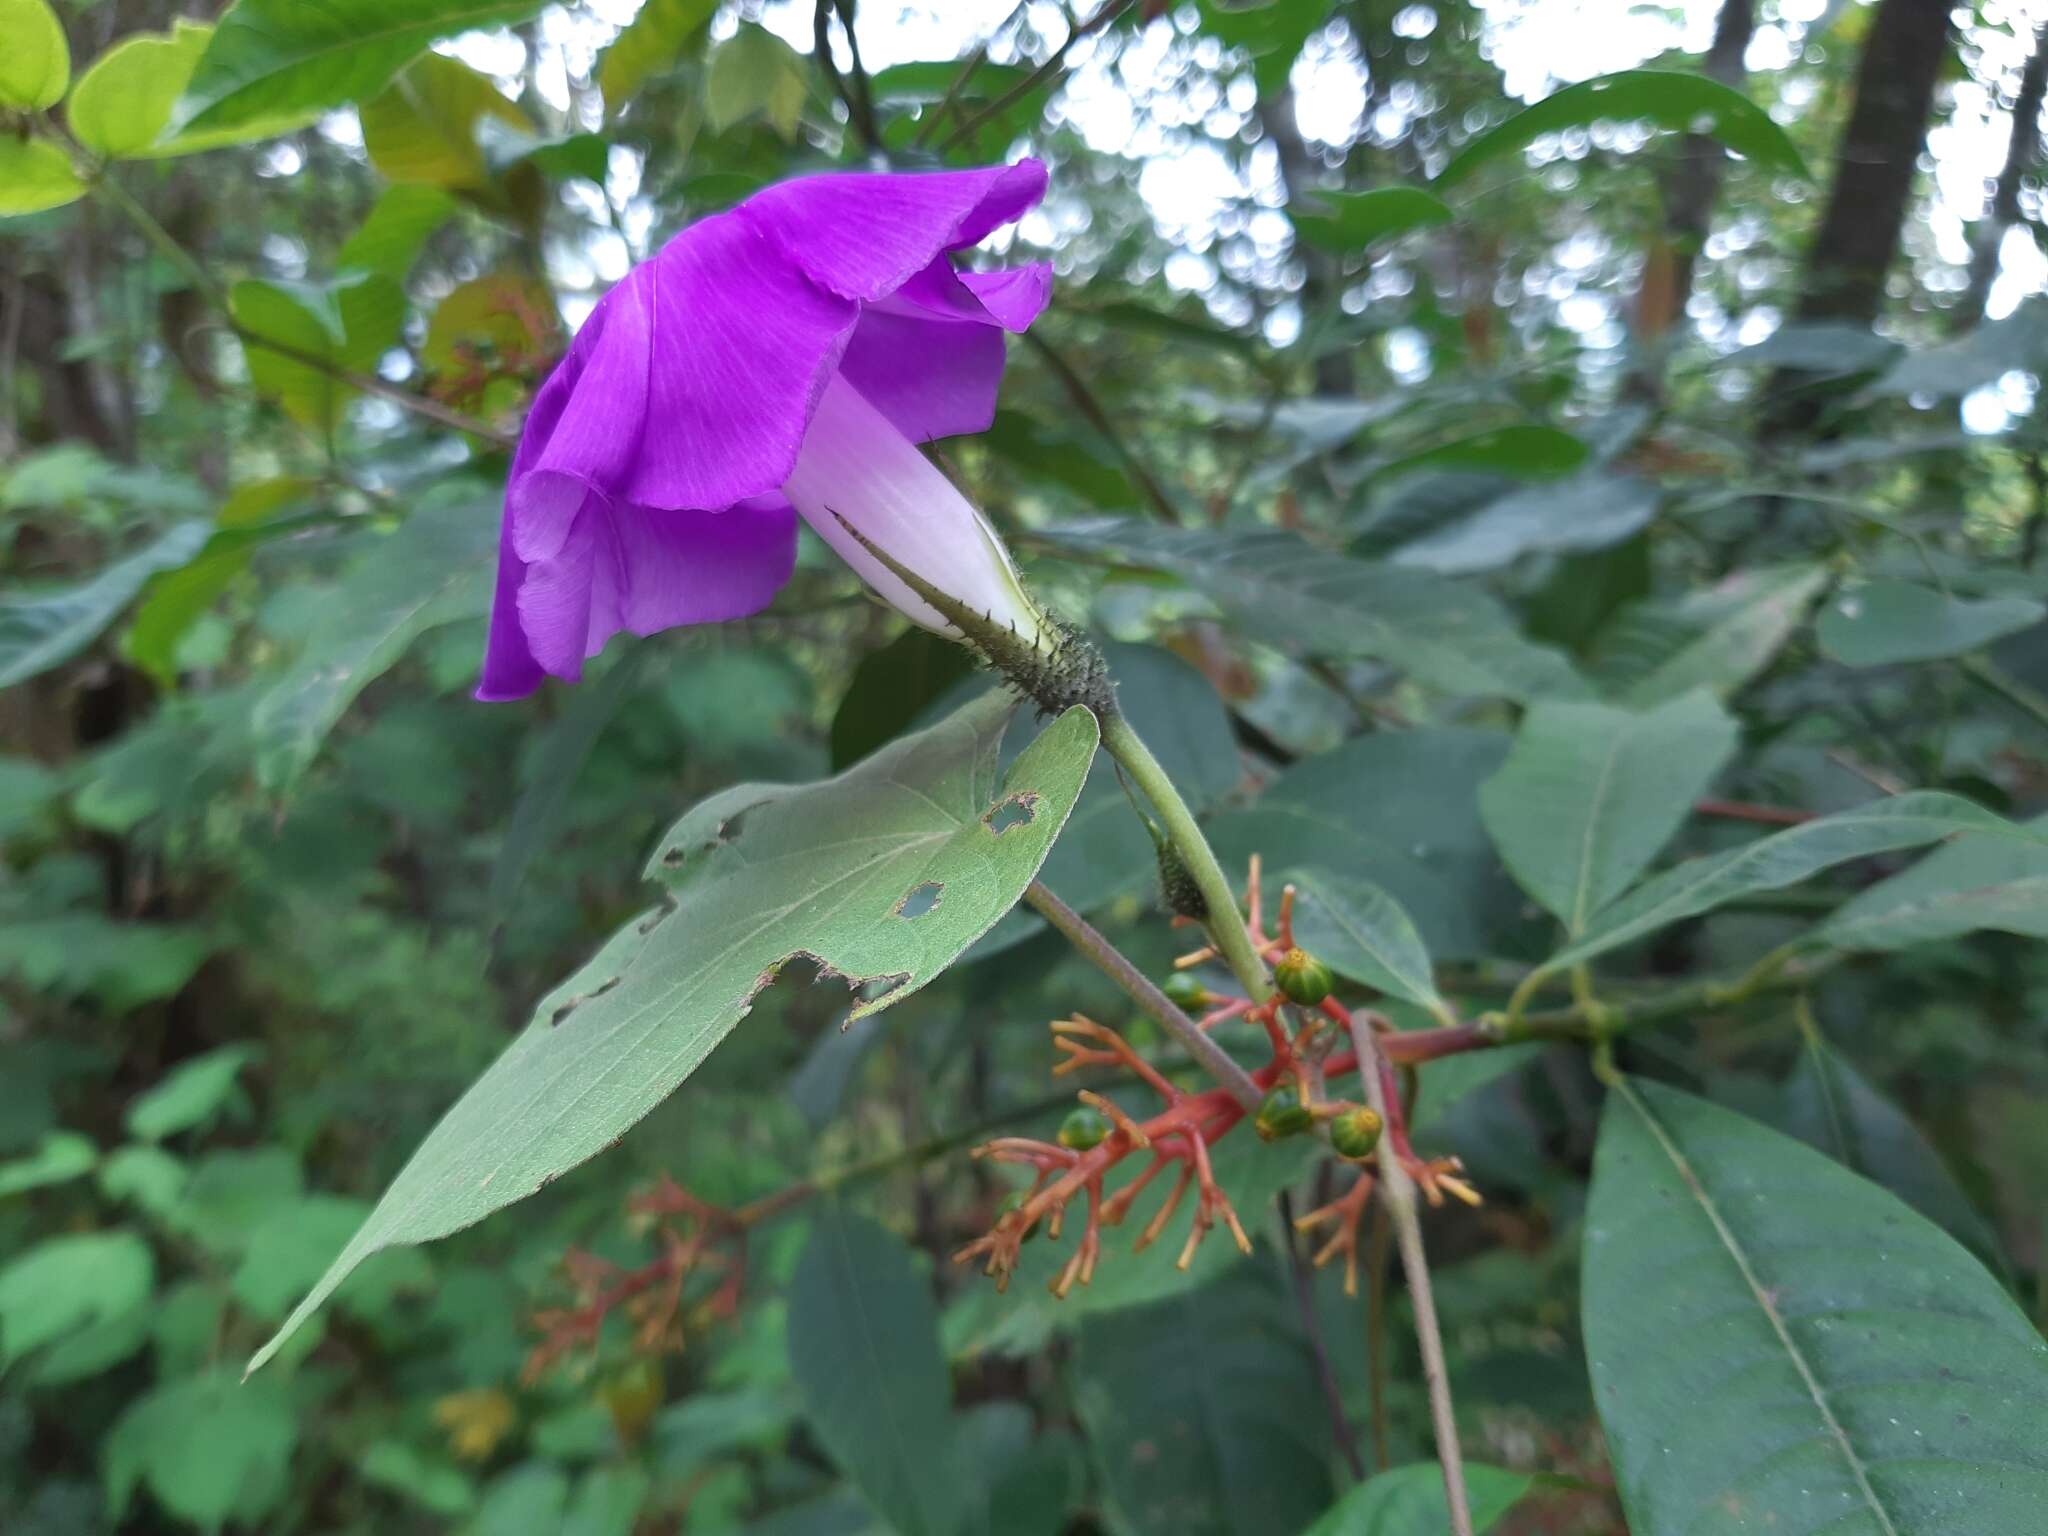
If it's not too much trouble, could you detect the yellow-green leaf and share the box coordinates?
[360,52,531,190]
[599,0,716,112]
[0,0,69,111]
[0,139,85,218]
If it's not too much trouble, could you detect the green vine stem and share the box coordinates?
[1097,707,1274,1002]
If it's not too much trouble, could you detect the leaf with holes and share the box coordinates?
[1479,690,1738,933]
[1584,1080,2048,1535]
[246,690,1096,1374]
[1438,70,1809,189]
[1039,518,1586,703]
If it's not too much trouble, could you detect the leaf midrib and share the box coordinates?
[1616,1079,1902,1536]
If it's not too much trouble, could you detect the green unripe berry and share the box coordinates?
[1057,1106,1111,1152]
[1256,1085,1315,1142]
[1329,1105,1383,1161]
[1162,971,1210,1011]
[1274,947,1334,1007]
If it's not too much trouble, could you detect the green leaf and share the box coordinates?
[830,627,978,771]
[869,58,1032,104]
[0,521,209,687]
[1073,1266,1333,1536]
[1815,813,2048,952]
[0,0,68,111]
[0,138,85,217]
[1209,728,1520,962]
[230,272,407,429]
[0,918,213,1011]
[1779,1038,2005,1270]
[361,1441,478,1517]
[565,1465,652,1536]
[1583,1080,2048,1535]
[0,1231,154,1368]
[65,22,309,160]
[706,24,811,139]
[1479,690,1739,932]
[1283,868,1448,1020]
[105,1369,297,1530]
[1291,187,1454,254]
[247,691,1097,1375]
[361,52,532,189]
[126,1045,258,1142]
[0,1131,98,1198]
[1861,302,2048,401]
[1041,519,1587,703]
[1602,563,1828,707]
[250,498,496,789]
[1300,1461,1532,1535]
[1816,578,2044,667]
[599,0,717,111]
[171,0,544,136]
[489,644,651,931]
[1538,792,2032,977]
[1392,471,1659,576]
[1381,424,1588,482]
[125,477,320,687]
[1438,70,1809,189]
[98,1144,190,1219]
[789,1208,965,1536]
[337,184,458,280]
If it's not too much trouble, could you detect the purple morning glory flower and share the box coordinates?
[476,159,1055,701]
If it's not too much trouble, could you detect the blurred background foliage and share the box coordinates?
[4,0,2048,1532]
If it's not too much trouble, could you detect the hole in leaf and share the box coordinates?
[984,793,1038,835]
[897,881,944,919]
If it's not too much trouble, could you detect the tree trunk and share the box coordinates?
[1664,0,1757,320]
[1959,24,2048,328]
[1791,0,1954,326]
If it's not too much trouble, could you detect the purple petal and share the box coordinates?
[485,490,798,696]
[836,258,1053,443]
[739,160,1048,303]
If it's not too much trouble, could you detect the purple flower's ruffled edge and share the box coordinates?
[477,160,1051,701]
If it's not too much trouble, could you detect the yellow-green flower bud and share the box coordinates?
[1256,1085,1315,1141]
[1329,1105,1383,1161]
[1057,1106,1111,1152]
[1274,947,1334,1007]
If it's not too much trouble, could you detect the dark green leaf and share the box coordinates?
[830,626,978,770]
[248,692,1097,1373]
[1537,792,2032,977]
[1283,868,1448,1019]
[1439,70,1809,188]
[1584,1080,2048,1535]
[1291,187,1455,254]
[1816,814,2048,951]
[1300,1461,1533,1535]
[788,1208,964,1536]
[0,521,209,688]
[1816,579,2044,667]
[1073,1266,1332,1536]
[1391,472,1658,575]
[1479,690,1738,931]
[1040,519,1588,702]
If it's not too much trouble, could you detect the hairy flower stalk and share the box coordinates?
[476,160,1055,700]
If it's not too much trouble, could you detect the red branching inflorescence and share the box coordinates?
[954,856,1484,1299]
[523,1176,747,1383]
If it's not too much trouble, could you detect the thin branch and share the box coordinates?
[1280,1188,1366,1480]
[1024,879,1264,1111]
[815,0,882,154]
[1350,1014,1474,1536]
[1023,330,1185,524]
[92,169,516,449]
[938,0,1136,154]
[911,1,1030,150]
[1365,1199,1393,1471]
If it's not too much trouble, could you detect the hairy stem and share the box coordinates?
[1098,709,1274,1002]
[1350,1014,1473,1536]
[1025,881,1264,1110]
